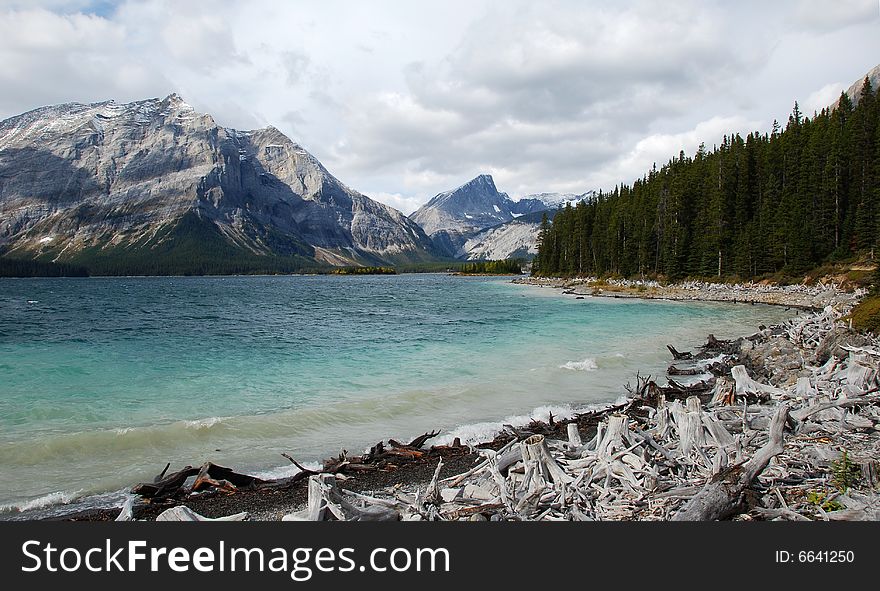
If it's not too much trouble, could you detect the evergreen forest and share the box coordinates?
[534,79,880,282]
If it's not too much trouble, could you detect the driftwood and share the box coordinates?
[672,404,790,521]
[192,464,236,493]
[667,345,693,360]
[661,378,715,399]
[283,474,400,521]
[790,392,879,422]
[154,463,171,482]
[156,505,249,522]
[132,466,199,499]
[409,430,441,449]
[709,376,736,406]
[132,462,263,499]
[519,434,572,488]
[731,365,783,400]
[115,496,136,522]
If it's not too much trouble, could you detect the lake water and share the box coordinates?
[0,274,791,517]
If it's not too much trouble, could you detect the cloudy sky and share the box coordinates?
[0,1,878,213]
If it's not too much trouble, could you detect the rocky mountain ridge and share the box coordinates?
[0,94,438,273]
[409,174,590,260]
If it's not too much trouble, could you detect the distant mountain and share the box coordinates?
[457,209,560,261]
[0,94,439,274]
[517,191,596,210]
[410,174,591,260]
[410,174,517,258]
[409,174,515,254]
[508,197,551,216]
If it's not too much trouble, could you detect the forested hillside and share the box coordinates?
[534,78,879,281]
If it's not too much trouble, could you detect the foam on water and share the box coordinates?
[253,461,325,482]
[12,490,80,512]
[184,417,226,430]
[560,358,599,371]
[433,404,577,447]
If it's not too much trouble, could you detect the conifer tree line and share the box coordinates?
[458,259,524,274]
[534,78,880,280]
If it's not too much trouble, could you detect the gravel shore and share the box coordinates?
[513,276,864,311]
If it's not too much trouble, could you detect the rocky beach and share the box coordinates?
[514,276,865,310]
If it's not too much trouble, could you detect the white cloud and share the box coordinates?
[0,1,878,213]
[595,116,762,190]
[792,0,878,32]
[0,8,170,111]
[364,192,424,216]
[802,82,846,115]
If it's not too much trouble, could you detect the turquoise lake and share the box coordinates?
[0,274,791,516]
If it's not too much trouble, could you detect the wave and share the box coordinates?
[0,489,129,520]
[433,404,576,446]
[559,357,599,371]
[1,396,629,519]
[11,490,79,513]
[183,417,225,430]
[0,385,474,469]
[253,460,324,481]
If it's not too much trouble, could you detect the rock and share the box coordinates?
[814,327,871,364]
[458,220,543,261]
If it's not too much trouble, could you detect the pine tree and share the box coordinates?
[534,79,879,280]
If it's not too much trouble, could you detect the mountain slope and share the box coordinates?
[0,94,438,273]
[458,210,559,261]
[515,191,596,213]
[410,174,514,234]
[410,174,590,259]
[832,63,880,110]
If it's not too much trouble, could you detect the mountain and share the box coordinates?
[516,191,596,212]
[0,94,438,274]
[410,174,518,257]
[410,174,591,259]
[833,63,880,110]
[409,174,515,257]
[457,210,559,261]
[508,197,550,216]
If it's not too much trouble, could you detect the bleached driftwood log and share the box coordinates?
[672,403,790,521]
[567,422,582,448]
[790,392,879,422]
[114,496,136,522]
[731,365,784,399]
[156,505,249,521]
[285,473,400,522]
[520,434,573,488]
[709,376,735,406]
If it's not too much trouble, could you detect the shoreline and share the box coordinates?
[513,275,864,312]
[12,278,879,522]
